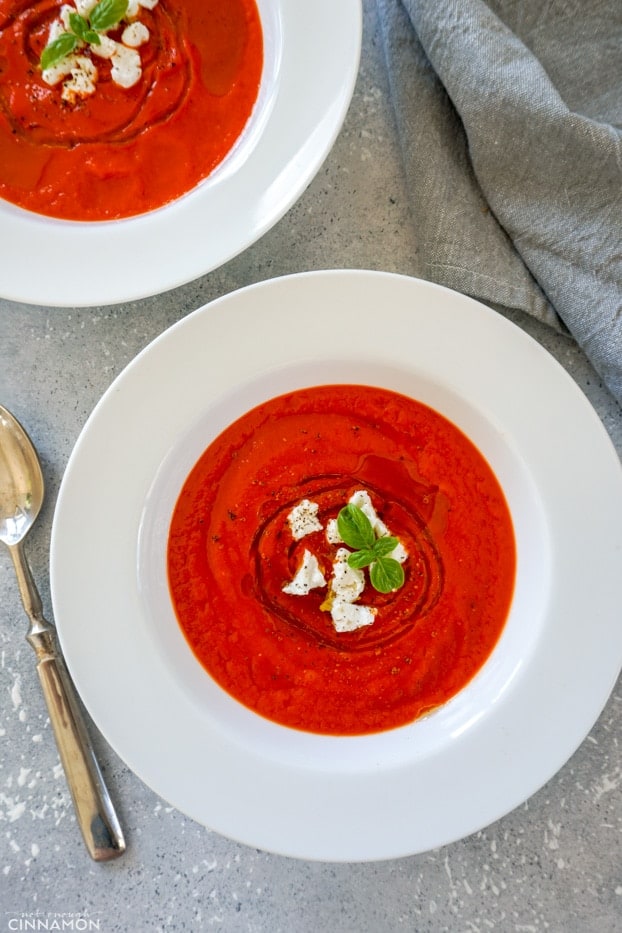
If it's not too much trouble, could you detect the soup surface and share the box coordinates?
[167,385,516,735]
[0,0,262,220]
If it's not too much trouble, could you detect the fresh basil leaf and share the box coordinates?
[337,504,375,551]
[370,556,405,593]
[69,12,90,40]
[40,32,78,70]
[85,29,101,44]
[89,0,128,31]
[371,536,399,558]
[347,548,375,570]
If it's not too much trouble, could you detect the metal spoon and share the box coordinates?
[0,404,125,861]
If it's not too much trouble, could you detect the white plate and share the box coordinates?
[50,271,622,861]
[0,2,361,308]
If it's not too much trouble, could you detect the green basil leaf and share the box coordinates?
[89,0,129,31]
[69,12,90,40]
[40,32,78,70]
[337,504,376,551]
[369,556,405,594]
[371,536,399,558]
[347,548,376,570]
[85,29,101,44]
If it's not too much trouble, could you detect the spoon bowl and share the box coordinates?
[0,407,44,546]
[0,404,125,861]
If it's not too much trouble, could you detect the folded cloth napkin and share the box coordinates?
[377,0,622,405]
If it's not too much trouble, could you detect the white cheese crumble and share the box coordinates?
[287,499,323,540]
[122,21,150,47]
[56,55,98,104]
[41,54,77,87]
[74,0,97,16]
[331,599,376,633]
[128,0,158,11]
[388,540,408,563]
[282,550,326,596]
[325,518,341,544]
[110,43,142,88]
[330,547,365,603]
[328,547,376,632]
[41,0,157,99]
[59,6,75,31]
[347,489,408,563]
[90,35,117,59]
[281,490,406,634]
[349,489,388,535]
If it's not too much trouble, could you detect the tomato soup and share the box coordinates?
[167,385,516,735]
[0,0,263,220]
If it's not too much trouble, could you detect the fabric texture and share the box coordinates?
[377,0,622,405]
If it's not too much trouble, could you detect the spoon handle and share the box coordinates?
[10,541,126,861]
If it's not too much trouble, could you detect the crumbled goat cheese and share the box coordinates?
[331,599,376,633]
[42,54,77,86]
[282,550,326,596]
[348,489,408,563]
[59,6,74,30]
[126,0,158,15]
[74,0,97,16]
[349,489,388,535]
[90,35,117,59]
[389,540,408,563]
[330,547,365,602]
[122,21,150,47]
[42,0,157,99]
[282,490,406,634]
[325,518,341,544]
[287,499,323,540]
[60,55,98,103]
[110,43,142,87]
[325,490,396,545]
[328,547,375,631]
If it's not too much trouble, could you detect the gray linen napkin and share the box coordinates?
[377,0,622,405]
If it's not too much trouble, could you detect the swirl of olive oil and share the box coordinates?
[248,460,445,653]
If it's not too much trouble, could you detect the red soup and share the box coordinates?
[167,385,516,736]
[0,0,263,220]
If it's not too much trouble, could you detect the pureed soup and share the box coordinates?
[167,385,517,736]
[0,0,263,220]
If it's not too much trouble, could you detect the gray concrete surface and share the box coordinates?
[1,2,620,930]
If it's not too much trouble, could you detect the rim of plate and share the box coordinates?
[50,271,622,860]
[0,1,362,307]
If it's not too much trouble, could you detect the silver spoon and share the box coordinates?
[0,404,125,861]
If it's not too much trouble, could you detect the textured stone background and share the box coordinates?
[1,2,620,930]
